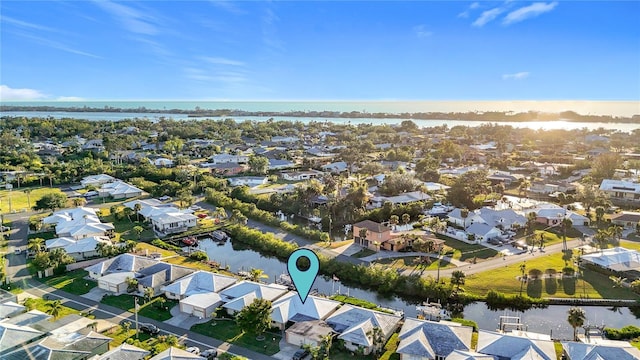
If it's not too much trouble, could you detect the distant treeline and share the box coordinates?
[2,105,639,123]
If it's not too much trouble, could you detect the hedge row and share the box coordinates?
[151,239,182,252]
[205,188,328,242]
[604,325,640,340]
[485,290,549,312]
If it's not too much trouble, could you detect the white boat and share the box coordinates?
[416,302,452,321]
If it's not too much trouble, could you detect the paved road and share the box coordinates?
[359,251,466,266]
[24,278,275,360]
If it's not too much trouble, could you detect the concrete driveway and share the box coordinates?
[271,339,301,360]
[82,287,108,302]
[163,305,210,329]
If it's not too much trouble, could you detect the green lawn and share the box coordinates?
[102,326,175,356]
[23,297,80,319]
[0,187,66,213]
[436,235,500,262]
[191,319,281,355]
[39,269,96,295]
[463,250,640,299]
[101,294,177,321]
[352,248,377,258]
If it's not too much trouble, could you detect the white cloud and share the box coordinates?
[93,0,158,35]
[0,15,59,33]
[208,0,245,15]
[0,85,47,100]
[458,2,480,18]
[201,56,246,66]
[56,96,85,101]
[413,25,433,38]
[472,7,505,27]
[503,2,558,25]
[502,72,530,80]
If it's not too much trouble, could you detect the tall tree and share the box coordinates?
[450,270,466,290]
[248,155,269,175]
[45,299,63,319]
[134,203,142,222]
[567,307,586,341]
[34,192,68,212]
[236,298,272,339]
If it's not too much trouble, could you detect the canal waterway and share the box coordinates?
[197,238,640,340]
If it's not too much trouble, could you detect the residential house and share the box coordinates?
[150,157,174,167]
[2,330,111,360]
[89,343,150,360]
[446,350,494,360]
[306,147,336,158]
[149,347,204,360]
[423,182,451,193]
[353,220,392,251]
[55,222,115,240]
[122,198,165,210]
[82,139,104,152]
[610,211,640,228]
[599,179,640,204]
[285,320,335,348]
[368,191,431,209]
[382,234,444,252]
[219,281,288,316]
[530,181,577,195]
[475,208,527,230]
[133,262,195,295]
[98,181,143,199]
[270,292,341,330]
[272,136,300,143]
[533,207,589,227]
[476,330,556,360]
[561,341,640,360]
[202,162,247,176]
[447,209,483,229]
[80,174,115,188]
[227,176,269,187]
[0,322,44,355]
[0,301,26,319]
[465,223,502,242]
[161,271,238,318]
[322,161,349,173]
[487,172,521,186]
[579,247,640,280]
[268,159,296,170]
[85,254,160,294]
[396,318,473,360]
[151,210,197,237]
[45,236,112,260]
[325,305,403,355]
[281,170,324,181]
[210,154,249,164]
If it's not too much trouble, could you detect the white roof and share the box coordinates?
[599,179,640,194]
[220,281,288,303]
[45,236,111,254]
[180,292,222,310]
[581,247,640,271]
[476,330,555,360]
[397,318,472,358]
[446,350,495,360]
[270,292,341,324]
[466,223,499,237]
[139,205,180,219]
[562,341,640,360]
[151,211,197,224]
[160,271,237,296]
[424,182,451,192]
[371,191,431,205]
[100,181,142,196]
[123,198,164,210]
[43,207,98,224]
[149,346,205,360]
[56,222,114,237]
[325,305,402,347]
[85,253,159,276]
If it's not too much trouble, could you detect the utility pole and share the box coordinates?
[436,249,442,283]
[134,296,139,339]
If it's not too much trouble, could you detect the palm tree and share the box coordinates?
[248,268,269,282]
[134,203,142,222]
[450,270,466,290]
[594,229,611,253]
[561,217,573,251]
[402,213,411,227]
[144,287,154,303]
[358,228,369,247]
[389,215,399,229]
[519,262,527,295]
[27,237,45,253]
[367,326,385,358]
[567,307,586,341]
[23,189,32,209]
[460,208,469,230]
[595,206,605,225]
[133,225,144,240]
[45,299,63,319]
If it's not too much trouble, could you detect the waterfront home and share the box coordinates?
[270,292,341,330]
[86,254,159,294]
[91,343,150,360]
[160,271,238,318]
[45,235,112,260]
[599,179,640,205]
[55,222,115,240]
[561,341,640,360]
[610,211,640,228]
[219,281,288,315]
[579,247,640,280]
[80,174,115,188]
[133,262,195,295]
[325,304,403,355]
[476,330,556,360]
[396,318,473,360]
[150,210,197,237]
[97,181,143,199]
[353,220,392,251]
[285,320,335,348]
[150,347,204,360]
[227,176,269,187]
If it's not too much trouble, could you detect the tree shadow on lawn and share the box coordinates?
[527,279,542,298]
[544,277,557,295]
[562,276,576,295]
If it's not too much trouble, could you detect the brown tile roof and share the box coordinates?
[353,220,391,233]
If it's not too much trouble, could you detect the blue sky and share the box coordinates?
[1,1,639,101]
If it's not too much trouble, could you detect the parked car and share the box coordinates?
[186,346,201,355]
[292,348,310,360]
[139,323,159,335]
[14,247,21,255]
[201,348,218,359]
[0,225,10,232]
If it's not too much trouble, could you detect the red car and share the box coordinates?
[197,213,208,219]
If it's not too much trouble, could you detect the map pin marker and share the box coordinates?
[287,248,319,304]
